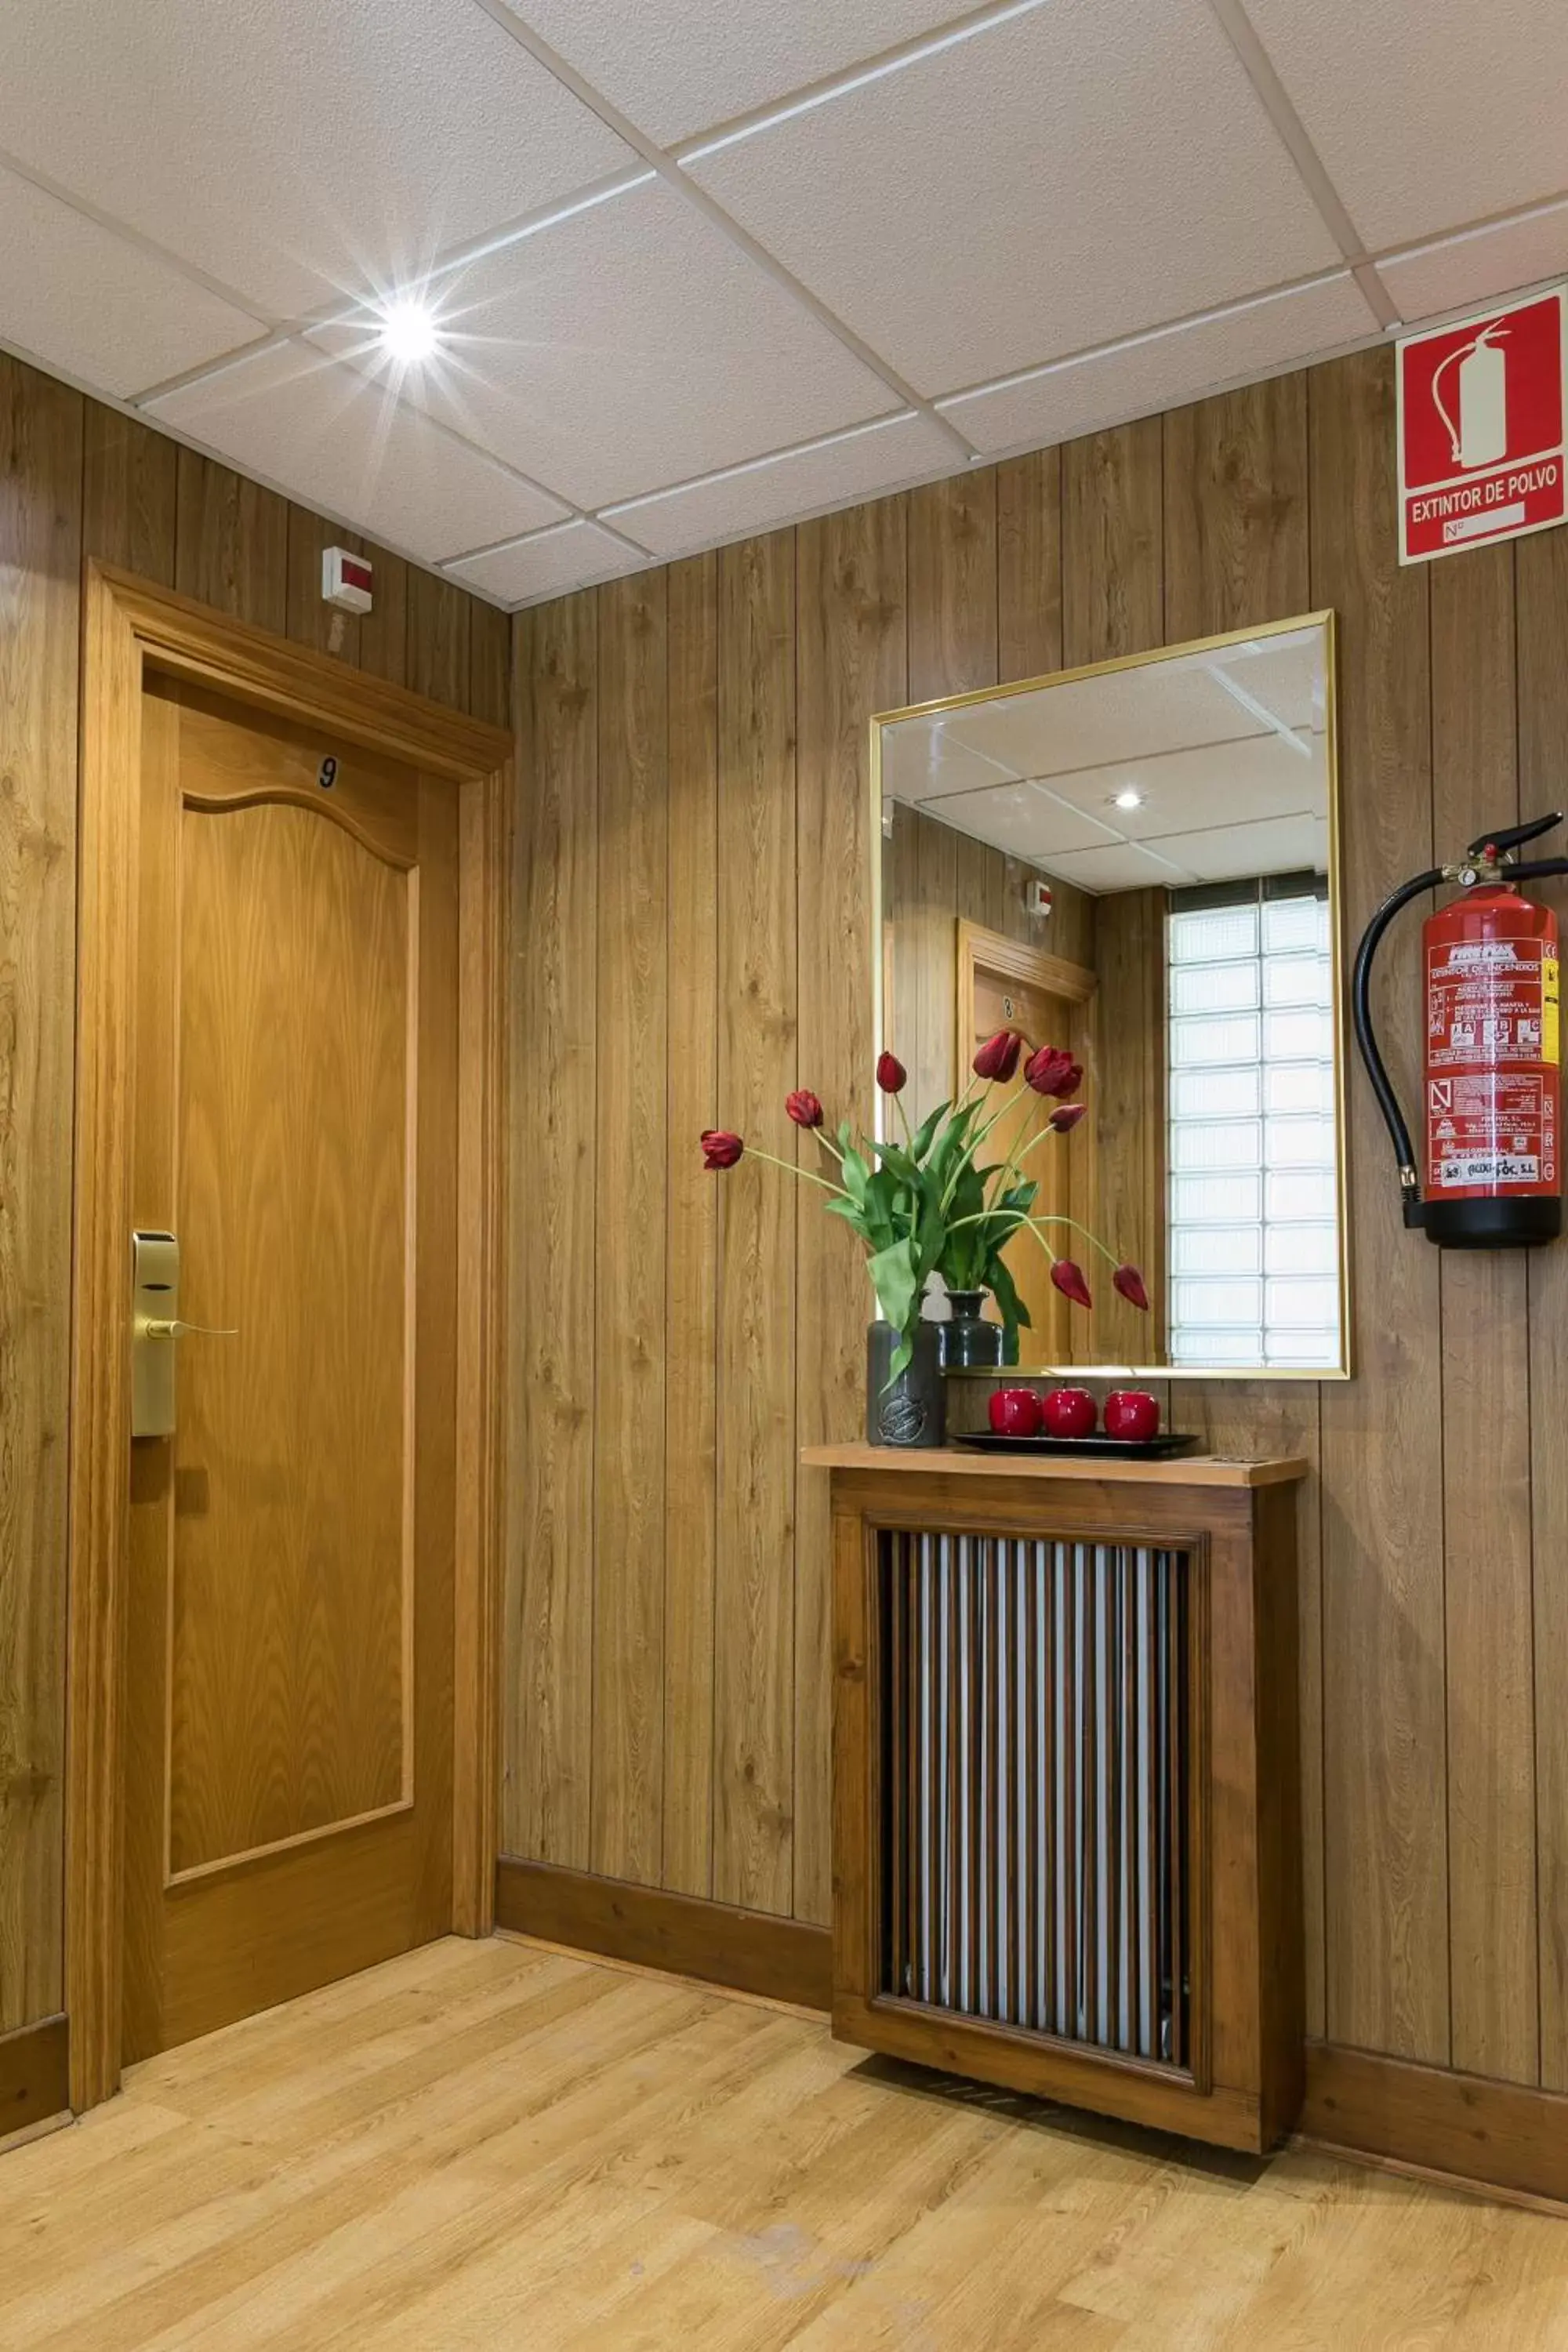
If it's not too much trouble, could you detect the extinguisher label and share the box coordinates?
[1545,952,1560,1065]
[1427,934,1559,1193]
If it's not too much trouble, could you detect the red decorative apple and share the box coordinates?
[989,1387,1043,1437]
[1104,1389,1160,1441]
[1042,1386,1097,1439]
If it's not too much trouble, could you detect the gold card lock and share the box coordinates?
[132,1229,180,1439]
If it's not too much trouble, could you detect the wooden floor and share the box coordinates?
[5,1939,1568,2348]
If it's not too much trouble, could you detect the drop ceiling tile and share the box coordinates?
[1045,733,1326,839]
[0,0,633,318]
[0,163,263,397]
[315,178,897,510]
[940,666,1261,780]
[603,412,955,559]
[506,0,955,145]
[922,781,1125,862]
[941,275,1375,456]
[883,720,1019,808]
[1037,841,1197,895]
[687,0,1341,396]
[445,520,648,606]
[1244,0,1568,252]
[1148,811,1323,883]
[1380,201,1568,328]
[150,342,567,564]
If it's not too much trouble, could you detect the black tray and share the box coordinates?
[955,1430,1200,1461]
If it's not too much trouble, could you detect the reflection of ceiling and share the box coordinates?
[882,625,1328,892]
[0,3,1564,604]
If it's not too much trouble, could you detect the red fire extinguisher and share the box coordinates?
[1353,811,1566,1247]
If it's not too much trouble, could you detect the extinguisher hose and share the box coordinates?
[1351,867,1444,1217]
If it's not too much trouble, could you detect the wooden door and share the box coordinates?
[123,674,458,2061]
[957,924,1095,1366]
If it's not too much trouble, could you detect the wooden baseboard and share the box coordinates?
[0,2014,70,2143]
[495,1859,832,2012]
[1304,2040,1568,2206]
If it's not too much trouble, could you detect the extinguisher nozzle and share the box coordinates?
[1402,1193,1428,1230]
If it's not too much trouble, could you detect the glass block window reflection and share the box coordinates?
[1167,879,1339,1367]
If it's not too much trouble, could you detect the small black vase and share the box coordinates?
[940,1288,1005,1370]
[866,1319,945,1447]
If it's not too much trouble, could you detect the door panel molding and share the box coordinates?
[67,563,510,2112]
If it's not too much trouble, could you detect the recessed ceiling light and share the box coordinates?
[1111,786,1144,811]
[377,295,442,367]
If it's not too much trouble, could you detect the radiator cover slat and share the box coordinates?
[881,1530,1191,2071]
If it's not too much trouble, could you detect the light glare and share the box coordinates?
[379,296,441,366]
[1112,786,1145,811]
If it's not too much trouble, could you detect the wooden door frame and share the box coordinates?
[955,915,1098,1239]
[66,563,513,2112]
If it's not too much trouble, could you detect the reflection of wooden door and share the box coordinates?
[956,924,1095,1365]
[123,676,457,2061]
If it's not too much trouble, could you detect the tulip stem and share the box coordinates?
[742,1146,848,1197]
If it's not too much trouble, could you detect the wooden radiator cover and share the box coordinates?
[816,1448,1305,2154]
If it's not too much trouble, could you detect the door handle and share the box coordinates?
[140,1319,238,1340]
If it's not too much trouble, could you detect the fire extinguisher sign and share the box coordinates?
[1397,284,1566,564]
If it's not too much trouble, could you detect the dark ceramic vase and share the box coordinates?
[940,1287,1005,1370]
[866,1319,945,1447]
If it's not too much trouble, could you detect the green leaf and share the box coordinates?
[866,1237,920,1339]
[909,1101,948,1162]
[840,1143,871,1205]
[987,1253,1031,1341]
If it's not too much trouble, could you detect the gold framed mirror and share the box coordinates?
[872,612,1349,1380]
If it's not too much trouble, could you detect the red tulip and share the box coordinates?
[877,1051,907,1094]
[786,1088,823,1128]
[1048,1102,1088,1134]
[972,1029,1022,1082]
[700,1129,744,1171]
[1112,1262,1151,1312]
[1050,1258,1093,1309]
[1025,1045,1082,1099]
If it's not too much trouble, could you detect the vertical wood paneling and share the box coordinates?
[1519,523,1568,2089]
[407,567,471,713]
[82,408,176,579]
[884,792,922,1084]
[909,471,997,700]
[1062,419,1163,666]
[794,499,906,1924]
[507,593,597,1867]
[1091,891,1167,1365]
[357,547,409,689]
[1161,375,1327,2040]
[912,811,958,1123]
[173,450,288,630]
[714,532,797,1915]
[0,358,82,2034]
[1312,349,1448,2063]
[468,601,513,733]
[1163,377,1310,633]
[1432,544,1536,2083]
[592,573,668,1886]
[997,449,1062,686]
[663,554,720,1899]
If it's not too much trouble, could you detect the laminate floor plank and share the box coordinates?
[5,1940,1568,2350]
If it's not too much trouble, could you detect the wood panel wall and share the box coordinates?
[507,347,1568,2109]
[0,355,509,2042]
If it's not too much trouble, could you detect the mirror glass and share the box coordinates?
[876,615,1347,1377]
